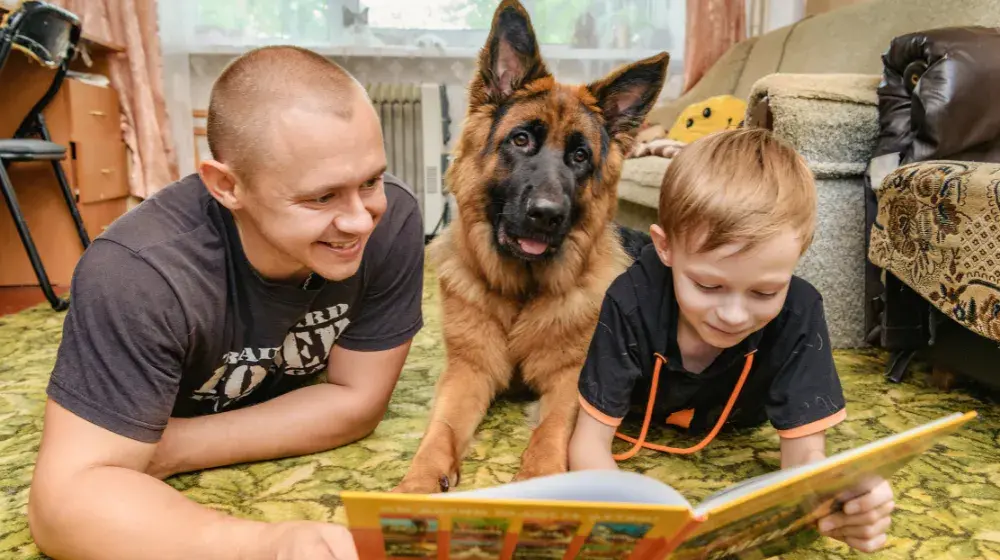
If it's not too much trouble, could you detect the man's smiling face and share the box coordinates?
[235,100,388,282]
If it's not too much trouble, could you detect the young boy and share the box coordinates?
[569,128,894,553]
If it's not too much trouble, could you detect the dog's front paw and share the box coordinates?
[512,453,567,482]
[393,470,459,494]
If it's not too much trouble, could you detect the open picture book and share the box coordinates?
[342,411,977,560]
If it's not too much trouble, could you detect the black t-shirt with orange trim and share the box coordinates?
[578,244,846,439]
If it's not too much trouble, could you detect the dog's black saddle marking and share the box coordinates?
[615,224,652,260]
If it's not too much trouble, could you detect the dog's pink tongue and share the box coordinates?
[518,238,548,255]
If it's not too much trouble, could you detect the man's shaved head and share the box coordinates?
[207,45,369,179]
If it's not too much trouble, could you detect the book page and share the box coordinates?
[669,411,976,560]
[693,469,790,509]
[444,470,692,507]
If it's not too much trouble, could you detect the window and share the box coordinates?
[191,0,685,62]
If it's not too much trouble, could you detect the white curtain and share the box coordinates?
[158,0,692,176]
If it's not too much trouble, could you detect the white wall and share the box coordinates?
[766,0,806,32]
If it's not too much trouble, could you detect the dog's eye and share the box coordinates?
[512,131,531,147]
[572,148,589,163]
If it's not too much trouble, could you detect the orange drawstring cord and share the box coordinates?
[612,350,756,461]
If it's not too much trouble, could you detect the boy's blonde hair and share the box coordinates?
[657,128,817,255]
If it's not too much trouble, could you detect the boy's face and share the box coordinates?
[650,225,803,349]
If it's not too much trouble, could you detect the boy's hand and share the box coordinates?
[266,521,359,560]
[817,478,894,553]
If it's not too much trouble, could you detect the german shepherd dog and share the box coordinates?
[394,0,669,493]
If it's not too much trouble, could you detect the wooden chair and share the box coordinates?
[0,0,89,311]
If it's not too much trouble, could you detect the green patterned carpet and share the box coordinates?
[2,254,999,559]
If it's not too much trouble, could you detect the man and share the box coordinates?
[27,46,424,559]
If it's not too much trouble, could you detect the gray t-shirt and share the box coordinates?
[46,173,424,443]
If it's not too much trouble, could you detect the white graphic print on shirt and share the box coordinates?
[191,303,351,411]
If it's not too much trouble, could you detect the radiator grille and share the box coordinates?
[364,82,449,238]
[366,83,425,209]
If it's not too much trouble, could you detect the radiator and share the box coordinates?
[364,83,450,238]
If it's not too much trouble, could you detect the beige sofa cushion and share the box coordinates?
[733,25,795,100]
[644,37,758,130]
[779,0,1000,78]
[617,156,671,209]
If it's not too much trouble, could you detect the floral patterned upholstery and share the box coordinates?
[869,160,1000,343]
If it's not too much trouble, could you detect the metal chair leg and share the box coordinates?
[0,160,70,311]
[50,159,89,249]
[36,113,90,249]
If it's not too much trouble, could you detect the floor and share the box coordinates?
[0,286,68,316]
[2,258,999,559]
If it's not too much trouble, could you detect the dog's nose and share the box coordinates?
[526,198,566,231]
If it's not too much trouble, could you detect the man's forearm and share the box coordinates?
[29,464,275,560]
[155,383,383,477]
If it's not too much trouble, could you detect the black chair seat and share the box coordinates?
[0,138,66,161]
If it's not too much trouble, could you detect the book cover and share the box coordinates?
[341,411,976,560]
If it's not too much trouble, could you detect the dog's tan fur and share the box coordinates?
[394,0,669,492]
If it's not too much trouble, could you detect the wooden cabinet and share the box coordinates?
[0,34,131,287]
[79,196,130,238]
[61,79,131,204]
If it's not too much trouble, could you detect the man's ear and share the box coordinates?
[588,52,670,140]
[472,0,549,104]
[199,160,245,211]
[649,224,673,267]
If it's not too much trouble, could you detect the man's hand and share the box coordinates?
[817,478,895,553]
[266,522,359,560]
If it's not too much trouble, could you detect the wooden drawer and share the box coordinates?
[73,137,129,204]
[65,79,130,204]
[67,79,121,144]
[79,196,129,239]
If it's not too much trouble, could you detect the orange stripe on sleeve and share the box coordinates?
[578,393,624,427]
[777,408,847,439]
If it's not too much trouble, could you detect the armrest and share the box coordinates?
[868,160,1000,343]
[877,26,1000,164]
[745,73,882,179]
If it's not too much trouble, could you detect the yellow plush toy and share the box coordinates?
[666,94,747,144]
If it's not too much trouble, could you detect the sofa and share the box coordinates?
[616,0,1000,349]
[866,27,1000,390]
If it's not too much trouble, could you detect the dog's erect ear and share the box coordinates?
[588,52,670,139]
[475,0,549,102]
